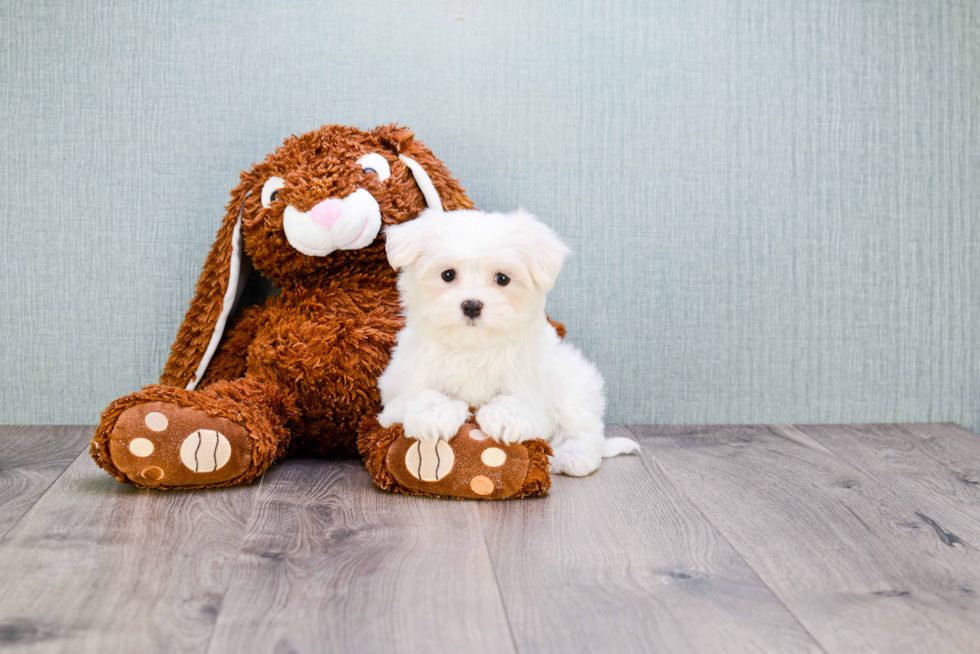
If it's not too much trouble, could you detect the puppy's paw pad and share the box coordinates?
[551,443,602,477]
[476,404,536,444]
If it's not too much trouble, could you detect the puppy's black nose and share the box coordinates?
[461,300,483,318]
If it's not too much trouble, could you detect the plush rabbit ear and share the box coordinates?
[159,189,254,389]
[373,124,476,212]
[399,154,443,211]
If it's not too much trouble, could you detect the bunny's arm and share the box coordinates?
[196,304,266,388]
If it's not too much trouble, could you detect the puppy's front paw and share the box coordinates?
[402,392,469,441]
[476,398,539,444]
[551,441,602,477]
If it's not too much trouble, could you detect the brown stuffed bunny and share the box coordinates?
[90,124,477,489]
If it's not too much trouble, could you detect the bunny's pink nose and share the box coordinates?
[310,199,344,230]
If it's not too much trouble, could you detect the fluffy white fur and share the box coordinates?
[377,208,639,476]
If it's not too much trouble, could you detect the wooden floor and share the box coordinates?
[1,424,979,653]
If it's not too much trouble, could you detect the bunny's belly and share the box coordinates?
[244,283,403,456]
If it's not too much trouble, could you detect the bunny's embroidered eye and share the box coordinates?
[495,273,510,286]
[442,269,456,282]
[356,153,391,182]
[261,177,285,208]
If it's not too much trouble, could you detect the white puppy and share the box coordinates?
[377,208,639,476]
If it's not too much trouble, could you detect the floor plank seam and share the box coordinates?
[764,423,958,541]
[766,425,875,479]
[0,440,91,543]
[625,426,833,654]
[788,424,979,552]
[476,508,522,654]
[201,468,267,654]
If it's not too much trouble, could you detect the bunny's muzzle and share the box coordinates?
[282,189,382,257]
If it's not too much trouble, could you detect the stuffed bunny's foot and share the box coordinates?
[91,381,294,489]
[103,401,254,488]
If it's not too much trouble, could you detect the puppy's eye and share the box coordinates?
[261,177,285,208]
[356,153,391,182]
[441,269,456,282]
[495,273,510,286]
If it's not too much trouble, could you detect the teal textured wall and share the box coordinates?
[2,0,978,430]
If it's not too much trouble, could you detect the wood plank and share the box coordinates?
[783,424,980,545]
[479,426,824,654]
[631,424,980,654]
[894,423,980,488]
[0,451,257,653]
[0,426,92,538]
[206,458,515,654]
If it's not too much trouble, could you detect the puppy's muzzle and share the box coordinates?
[461,300,483,319]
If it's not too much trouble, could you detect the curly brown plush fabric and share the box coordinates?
[547,316,566,340]
[91,125,475,489]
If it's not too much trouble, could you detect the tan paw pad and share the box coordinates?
[404,439,455,481]
[481,447,506,467]
[180,430,232,473]
[470,475,495,496]
[140,466,165,481]
[128,438,155,457]
[144,412,169,432]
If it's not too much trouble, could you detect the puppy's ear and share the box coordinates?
[514,209,571,291]
[384,210,436,270]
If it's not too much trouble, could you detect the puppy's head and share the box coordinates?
[385,209,570,346]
